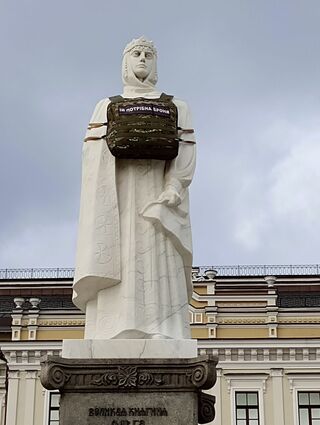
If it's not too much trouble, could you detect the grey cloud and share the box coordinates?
[1,0,320,267]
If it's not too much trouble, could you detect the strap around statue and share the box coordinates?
[108,93,173,103]
[84,94,196,151]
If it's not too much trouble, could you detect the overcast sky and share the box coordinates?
[0,0,320,269]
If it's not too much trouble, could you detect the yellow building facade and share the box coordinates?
[0,265,320,425]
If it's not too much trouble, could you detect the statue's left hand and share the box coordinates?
[156,187,181,207]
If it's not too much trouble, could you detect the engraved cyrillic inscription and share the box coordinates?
[88,407,168,417]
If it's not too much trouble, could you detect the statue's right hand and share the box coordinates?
[156,188,181,207]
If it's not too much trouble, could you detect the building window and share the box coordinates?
[298,391,320,425]
[235,391,260,425]
[48,392,60,425]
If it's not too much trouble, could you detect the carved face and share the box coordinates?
[129,47,154,81]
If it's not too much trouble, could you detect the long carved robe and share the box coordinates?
[73,94,196,339]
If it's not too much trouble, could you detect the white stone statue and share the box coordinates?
[73,37,196,340]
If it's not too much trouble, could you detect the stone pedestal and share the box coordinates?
[40,354,218,425]
[62,339,198,359]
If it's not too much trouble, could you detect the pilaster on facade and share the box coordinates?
[206,309,218,323]
[11,310,23,341]
[27,309,40,341]
[266,306,278,321]
[0,371,6,425]
[208,325,217,338]
[205,306,218,339]
[270,368,285,425]
[6,371,19,425]
[206,274,216,295]
[268,324,278,338]
[266,303,279,338]
[24,371,38,425]
[265,275,278,306]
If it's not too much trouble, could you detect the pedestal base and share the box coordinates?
[41,355,218,425]
[62,339,198,359]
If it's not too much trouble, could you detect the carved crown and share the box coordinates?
[123,37,157,56]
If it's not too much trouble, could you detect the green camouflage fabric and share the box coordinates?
[106,93,179,160]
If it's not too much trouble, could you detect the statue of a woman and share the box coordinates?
[73,37,196,340]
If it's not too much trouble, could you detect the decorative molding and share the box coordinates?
[219,319,265,324]
[289,378,294,393]
[38,319,85,326]
[226,378,231,394]
[8,371,20,379]
[40,355,218,393]
[225,373,269,394]
[2,345,62,371]
[14,318,84,336]
[278,317,320,324]
[26,371,39,379]
[217,302,266,308]
[270,368,283,377]
[41,355,217,425]
[192,293,272,303]
[200,346,320,364]
[91,366,165,388]
[198,392,216,424]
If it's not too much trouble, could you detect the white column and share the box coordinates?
[0,393,5,425]
[24,371,38,425]
[6,371,20,425]
[0,373,6,425]
[271,368,285,425]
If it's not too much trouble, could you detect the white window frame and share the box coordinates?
[43,390,60,425]
[226,375,266,425]
[289,375,320,425]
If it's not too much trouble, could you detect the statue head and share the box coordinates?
[122,37,158,93]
